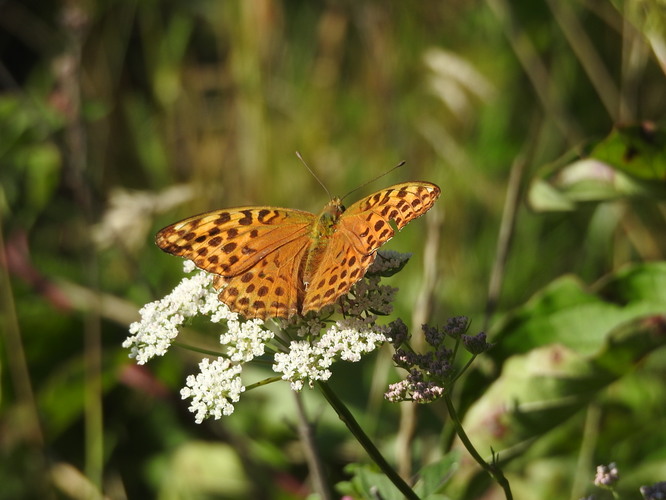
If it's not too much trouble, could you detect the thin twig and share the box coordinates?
[0,225,44,447]
[59,4,103,490]
[571,404,602,499]
[293,392,333,500]
[484,120,540,331]
[545,0,623,122]
[444,394,513,500]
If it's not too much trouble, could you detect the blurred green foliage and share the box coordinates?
[1,1,666,499]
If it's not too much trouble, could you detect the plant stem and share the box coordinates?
[173,341,224,358]
[452,354,477,384]
[294,392,332,500]
[317,382,419,500]
[443,394,513,500]
[245,376,283,391]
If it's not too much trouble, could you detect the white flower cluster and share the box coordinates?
[125,251,411,422]
[124,263,236,364]
[269,251,409,391]
[220,318,274,362]
[180,357,245,423]
[273,316,390,391]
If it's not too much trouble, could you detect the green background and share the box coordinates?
[1,1,665,499]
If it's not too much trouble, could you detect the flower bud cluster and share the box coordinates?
[385,317,491,404]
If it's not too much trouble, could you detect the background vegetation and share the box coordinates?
[1,0,665,498]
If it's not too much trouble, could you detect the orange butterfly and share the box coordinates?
[156,182,440,319]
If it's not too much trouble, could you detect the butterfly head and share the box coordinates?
[323,197,344,218]
[312,197,344,238]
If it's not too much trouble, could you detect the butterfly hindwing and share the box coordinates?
[214,236,310,319]
[302,233,376,314]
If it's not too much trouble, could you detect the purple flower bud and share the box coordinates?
[393,349,420,368]
[640,481,666,500]
[423,324,445,346]
[444,316,469,338]
[388,318,409,346]
[462,332,492,354]
[410,380,445,403]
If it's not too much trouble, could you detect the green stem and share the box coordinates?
[451,336,461,361]
[443,394,513,500]
[245,376,283,391]
[172,342,274,367]
[317,382,419,500]
[173,341,223,358]
[452,354,477,384]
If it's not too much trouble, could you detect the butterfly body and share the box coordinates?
[303,198,343,281]
[156,182,440,320]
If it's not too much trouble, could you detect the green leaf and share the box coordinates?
[490,263,666,362]
[456,263,666,466]
[337,463,405,500]
[413,452,460,498]
[463,314,666,460]
[527,123,666,211]
[595,261,666,305]
[590,123,666,180]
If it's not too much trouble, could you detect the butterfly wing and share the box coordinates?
[156,207,316,319]
[343,181,441,234]
[214,236,311,319]
[302,182,440,314]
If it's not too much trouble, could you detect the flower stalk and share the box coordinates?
[443,394,513,500]
[317,381,419,500]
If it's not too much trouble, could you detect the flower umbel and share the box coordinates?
[462,331,493,354]
[594,462,620,488]
[123,261,240,365]
[385,317,488,404]
[125,251,407,421]
[180,357,245,424]
[641,481,666,500]
[273,316,389,390]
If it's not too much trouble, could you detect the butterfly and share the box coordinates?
[156,182,440,320]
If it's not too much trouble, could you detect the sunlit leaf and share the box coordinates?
[490,262,666,362]
[462,314,666,459]
[528,123,666,211]
[590,123,666,180]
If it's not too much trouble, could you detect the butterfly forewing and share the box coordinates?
[344,182,441,233]
[156,207,315,277]
[302,182,440,312]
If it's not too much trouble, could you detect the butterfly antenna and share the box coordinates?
[340,160,406,202]
[296,151,331,199]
